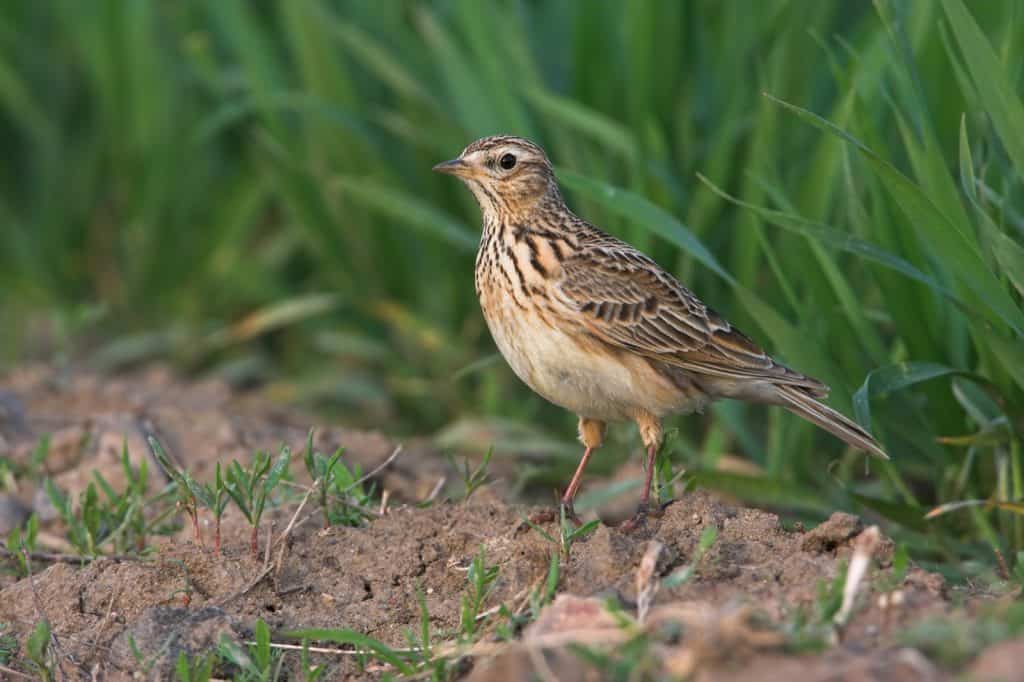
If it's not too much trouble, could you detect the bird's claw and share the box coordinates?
[619,504,649,532]
[525,508,557,525]
[560,503,583,528]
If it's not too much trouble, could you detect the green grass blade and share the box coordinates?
[698,173,964,307]
[556,169,733,283]
[526,88,636,161]
[852,362,982,430]
[283,628,415,673]
[334,177,478,252]
[766,92,1024,335]
[940,0,1024,173]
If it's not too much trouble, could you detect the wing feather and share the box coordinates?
[554,240,826,394]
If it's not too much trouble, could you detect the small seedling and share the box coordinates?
[780,559,850,652]
[814,560,847,623]
[128,632,169,677]
[876,543,910,592]
[392,585,447,676]
[302,432,376,528]
[218,619,282,682]
[299,640,325,682]
[175,650,215,682]
[662,525,718,589]
[5,513,38,577]
[149,436,204,545]
[445,447,493,501]
[44,450,173,558]
[302,431,344,529]
[93,442,152,553]
[459,546,500,638]
[652,428,678,507]
[225,447,292,558]
[325,457,374,528]
[0,461,15,493]
[25,619,54,682]
[45,478,109,557]
[559,506,600,557]
[166,558,194,607]
[193,463,231,556]
[568,627,657,680]
[27,434,51,479]
[395,587,450,678]
[528,552,560,621]
[897,601,1024,668]
[521,510,597,558]
[0,622,18,665]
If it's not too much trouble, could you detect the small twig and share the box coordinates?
[87,585,121,668]
[251,641,425,656]
[834,526,880,630]
[526,646,559,682]
[275,583,309,598]
[214,523,275,607]
[513,574,546,618]
[342,445,403,494]
[272,479,318,551]
[636,540,664,625]
[270,485,321,592]
[218,566,273,606]
[379,489,391,516]
[250,638,508,660]
[253,638,417,655]
[474,602,506,623]
[422,477,446,505]
[297,509,324,532]
[263,520,275,569]
[474,583,532,624]
[278,480,381,520]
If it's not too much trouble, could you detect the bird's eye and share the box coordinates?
[499,153,517,170]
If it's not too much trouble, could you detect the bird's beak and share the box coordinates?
[432,157,470,177]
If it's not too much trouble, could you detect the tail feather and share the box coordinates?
[774,385,889,460]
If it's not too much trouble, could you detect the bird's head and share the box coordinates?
[433,135,559,217]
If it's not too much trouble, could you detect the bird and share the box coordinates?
[433,135,888,526]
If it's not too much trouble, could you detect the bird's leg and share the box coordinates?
[560,446,594,525]
[557,418,605,525]
[623,411,663,531]
[638,443,658,512]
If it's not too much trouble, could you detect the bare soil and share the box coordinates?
[0,365,1018,681]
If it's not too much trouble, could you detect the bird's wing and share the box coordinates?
[554,243,826,392]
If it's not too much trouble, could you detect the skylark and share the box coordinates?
[434,135,888,525]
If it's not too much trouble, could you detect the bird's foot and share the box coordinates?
[619,504,649,532]
[648,500,669,518]
[521,502,583,530]
[525,508,557,525]
[560,502,583,528]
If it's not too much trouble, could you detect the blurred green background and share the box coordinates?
[2,0,1024,574]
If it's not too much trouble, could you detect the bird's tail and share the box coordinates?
[773,384,889,460]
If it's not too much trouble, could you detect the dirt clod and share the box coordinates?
[109,606,244,675]
[0,366,1014,679]
[800,511,863,553]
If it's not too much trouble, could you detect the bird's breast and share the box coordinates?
[476,250,704,421]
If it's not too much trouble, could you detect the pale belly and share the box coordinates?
[481,293,707,421]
